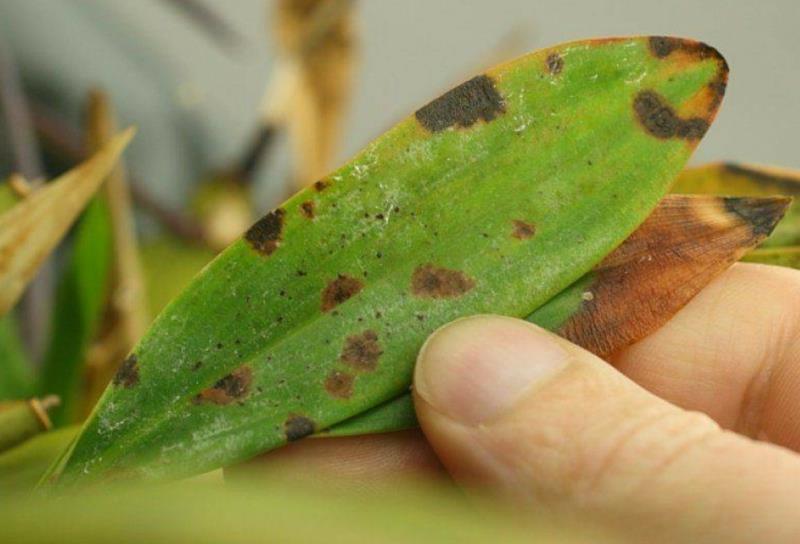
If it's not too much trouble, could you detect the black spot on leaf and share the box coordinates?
[340,330,382,372]
[633,91,709,140]
[193,366,253,405]
[546,53,564,75]
[285,415,315,441]
[245,209,285,256]
[325,370,354,399]
[322,274,364,312]
[512,220,536,240]
[411,264,476,299]
[415,75,505,132]
[113,354,140,388]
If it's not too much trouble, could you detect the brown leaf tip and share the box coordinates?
[411,264,476,299]
[245,208,285,256]
[285,415,315,442]
[321,274,364,312]
[324,370,355,399]
[512,219,536,240]
[647,37,726,65]
[300,201,315,219]
[193,366,253,405]
[633,90,709,141]
[340,330,382,372]
[723,196,792,237]
[546,52,564,75]
[113,354,140,388]
[415,75,505,132]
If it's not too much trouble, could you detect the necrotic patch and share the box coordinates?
[300,201,315,219]
[193,366,253,405]
[284,415,315,441]
[113,354,140,388]
[340,330,382,372]
[723,197,790,237]
[546,53,564,75]
[512,219,536,240]
[633,91,709,140]
[411,264,476,299]
[648,36,680,58]
[415,75,505,132]
[324,370,354,399]
[321,274,364,312]
[244,208,285,255]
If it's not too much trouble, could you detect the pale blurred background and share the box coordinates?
[0,0,798,212]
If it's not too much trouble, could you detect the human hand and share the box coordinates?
[238,263,800,543]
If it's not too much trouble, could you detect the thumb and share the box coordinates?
[413,315,800,543]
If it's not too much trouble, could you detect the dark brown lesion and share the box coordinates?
[313,179,330,192]
[647,37,728,109]
[546,53,564,75]
[723,196,791,237]
[193,366,253,405]
[411,264,476,299]
[415,75,505,132]
[321,274,364,312]
[324,370,354,399]
[284,414,316,441]
[244,208,285,255]
[113,354,140,388]
[300,201,315,219]
[511,219,536,240]
[633,90,709,140]
[340,330,382,372]
[648,36,681,58]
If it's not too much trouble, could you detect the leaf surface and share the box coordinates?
[331,194,789,435]
[49,37,728,486]
[674,162,800,247]
[0,130,134,317]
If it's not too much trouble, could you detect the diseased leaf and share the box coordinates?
[47,37,728,486]
[0,130,135,317]
[674,162,800,248]
[743,246,800,269]
[331,194,789,436]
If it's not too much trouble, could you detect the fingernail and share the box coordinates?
[414,315,570,425]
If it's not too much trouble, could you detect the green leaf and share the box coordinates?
[1,481,576,543]
[47,36,728,487]
[39,197,113,426]
[0,316,33,401]
[0,397,60,454]
[0,425,77,492]
[329,194,789,435]
[743,246,800,269]
[673,162,800,248]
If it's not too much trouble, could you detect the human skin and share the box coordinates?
[237,263,800,543]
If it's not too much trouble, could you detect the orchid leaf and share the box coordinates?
[0,316,33,401]
[674,162,800,248]
[329,194,789,436]
[743,246,800,269]
[46,37,728,487]
[0,130,134,317]
[39,197,112,425]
